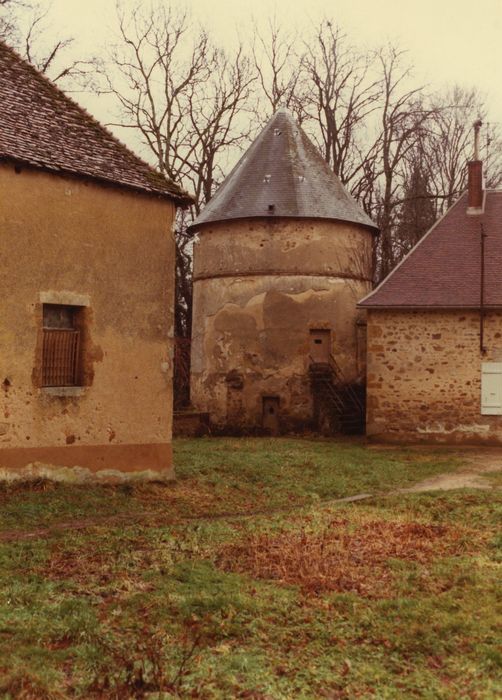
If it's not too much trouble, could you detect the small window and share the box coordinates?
[481,362,502,415]
[42,304,82,387]
[310,329,331,363]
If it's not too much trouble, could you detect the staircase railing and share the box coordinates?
[308,353,365,433]
[327,353,365,414]
[308,358,345,412]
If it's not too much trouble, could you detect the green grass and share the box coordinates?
[0,438,462,531]
[175,436,461,498]
[484,470,502,489]
[0,439,500,698]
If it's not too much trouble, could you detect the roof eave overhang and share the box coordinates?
[188,213,379,234]
[0,155,194,206]
[358,196,469,309]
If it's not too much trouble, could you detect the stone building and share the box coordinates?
[359,154,502,444]
[0,41,191,480]
[189,109,378,433]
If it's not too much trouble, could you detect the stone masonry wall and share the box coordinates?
[367,309,502,444]
[191,218,373,431]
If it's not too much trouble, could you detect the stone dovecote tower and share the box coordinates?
[188,109,378,434]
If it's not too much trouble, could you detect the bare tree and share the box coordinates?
[421,86,502,213]
[185,45,255,211]
[0,0,95,86]
[0,0,18,39]
[104,4,254,202]
[301,21,382,194]
[371,46,434,279]
[102,2,255,342]
[380,85,502,271]
[107,7,206,177]
[251,16,306,123]
[98,6,502,335]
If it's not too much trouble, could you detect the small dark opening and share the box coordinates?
[262,396,280,435]
[43,304,76,329]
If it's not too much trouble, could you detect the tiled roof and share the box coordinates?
[359,190,502,308]
[0,41,192,203]
[190,108,377,231]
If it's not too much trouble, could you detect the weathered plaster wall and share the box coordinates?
[0,162,176,477]
[366,309,502,444]
[191,218,373,431]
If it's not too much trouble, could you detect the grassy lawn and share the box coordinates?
[0,438,500,698]
[0,438,463,532]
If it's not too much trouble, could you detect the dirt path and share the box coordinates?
[1,452,500,544]
[0,492,373,544]
[398,449,502,493]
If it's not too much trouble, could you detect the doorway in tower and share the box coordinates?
[262,396,280,435]
[310,329,331,363]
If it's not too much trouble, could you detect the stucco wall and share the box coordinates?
[366,309,502,444]
[0,162,176,477]
[191,218,373,431]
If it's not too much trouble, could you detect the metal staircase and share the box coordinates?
[309,354,366,435]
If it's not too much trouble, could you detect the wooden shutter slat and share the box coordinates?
[42,329,80,387]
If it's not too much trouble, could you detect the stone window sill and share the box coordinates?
[41,386,86,398]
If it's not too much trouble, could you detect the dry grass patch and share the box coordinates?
[133,479,219,511]
[38,535,164,601]
[43,547,126,588]
[217,519,483,598]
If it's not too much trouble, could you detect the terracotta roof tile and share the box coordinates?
[359,190,502,308]
[0,41,192,204]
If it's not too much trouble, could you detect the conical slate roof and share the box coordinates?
[190,109,377,230]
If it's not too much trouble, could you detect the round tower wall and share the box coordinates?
[190,218,373,432]
[193,218,373,281]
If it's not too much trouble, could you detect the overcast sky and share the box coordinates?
[47,0,502,151]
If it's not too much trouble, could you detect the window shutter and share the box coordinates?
[481,363,502,415]
[41,304,82,387]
